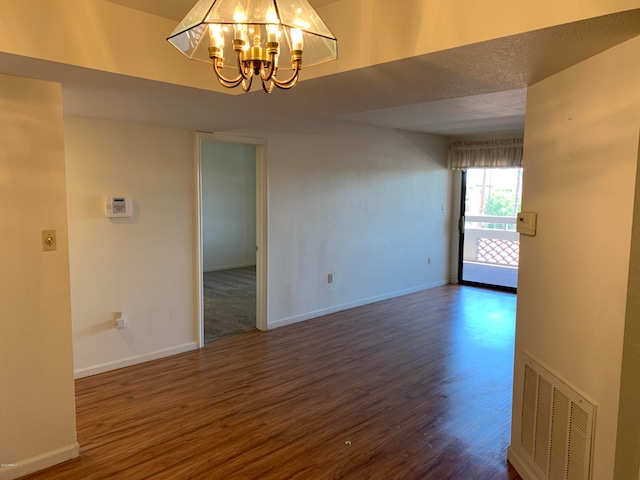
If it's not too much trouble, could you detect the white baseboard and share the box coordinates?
[0,442,79,480]
[269,280,449,330]
[507,445,539,480]
[204,263,256,273]
[74,342,199,379]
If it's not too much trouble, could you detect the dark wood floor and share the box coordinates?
[21,285,522,480]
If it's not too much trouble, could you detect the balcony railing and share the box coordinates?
[463,215,520,266]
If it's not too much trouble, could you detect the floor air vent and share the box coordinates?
[518,354,595,480]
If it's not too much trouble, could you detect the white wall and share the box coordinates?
[509,37,640,479]
[201,141,256,271]
[63,115,450,373]
[614,140,640,479]
[0,75,78,479]
[228,119,451,327]
[64,117,197,378]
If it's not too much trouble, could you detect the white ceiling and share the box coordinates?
[3,3,637,136]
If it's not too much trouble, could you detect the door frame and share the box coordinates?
[458,168,518,293]
[195,132,268,348]
[457,169,467,285]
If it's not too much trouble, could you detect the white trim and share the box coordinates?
[449,169,462,283]
[507,445,539,480]
[269,281,449,330]
[198,132,265,146]
[255,143,268,332]
[194,133,205,348]
[195,132,269,342]
[203,262,256,273]
[0,442,79,480]
[73,342,198,379]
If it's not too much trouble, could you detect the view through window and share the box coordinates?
[461,167,523,289]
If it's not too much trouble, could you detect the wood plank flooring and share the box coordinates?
[21,285,522,480]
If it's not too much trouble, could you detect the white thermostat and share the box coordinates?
[517,212,537,236]
[105,196,133,218]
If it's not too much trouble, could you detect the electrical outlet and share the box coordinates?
[328,273,333,284]
[114,311,125,329]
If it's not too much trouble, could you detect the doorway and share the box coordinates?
[196,133,268,347]
[459,167,523,291]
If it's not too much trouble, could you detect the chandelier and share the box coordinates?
[167,0,338,93]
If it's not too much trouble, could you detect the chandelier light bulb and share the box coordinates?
[290,28,303,51]
[233,5,246,23]
[208,24,224,49]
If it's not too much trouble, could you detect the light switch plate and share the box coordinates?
[42,230,57,251]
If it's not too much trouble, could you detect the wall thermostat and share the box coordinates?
[517,212,537,236]
[105,196,133,218]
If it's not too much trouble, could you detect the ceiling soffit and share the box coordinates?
[1,8,636,134]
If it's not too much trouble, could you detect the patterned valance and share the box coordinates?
[449,138,523,170]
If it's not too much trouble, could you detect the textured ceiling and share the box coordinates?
[343,90,527,136]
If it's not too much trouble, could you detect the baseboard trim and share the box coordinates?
[0,442,79,480]
[269,280,449,330]
[74,342,199,379]
[204,263,256,273]
[507,445,539,480]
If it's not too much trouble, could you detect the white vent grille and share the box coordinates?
[517,354,596,480]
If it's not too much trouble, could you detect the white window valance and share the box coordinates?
[449,138,523,170]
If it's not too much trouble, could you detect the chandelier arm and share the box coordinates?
[259,52,277,82]
[236,52,249,80]
[241,75,253,92]
[236,54,254,80]
[247,61,256,78]
[259,62,275,82]
[212,60,244,88]
[271,60,301,89]
[261,79,275,93]
[274,75,299,89]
